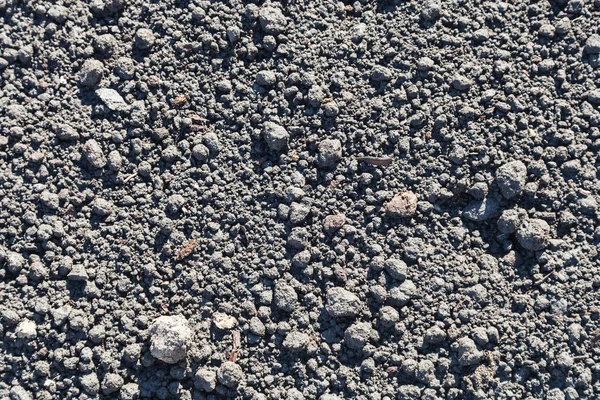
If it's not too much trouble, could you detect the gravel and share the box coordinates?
[217,361,244,388]
[149,315,192,364]
[325,287,362,319]
[262,122,289,152]
[385,191,418,217]
[2,1,600,398]
[344,322,372,350]
[79,59,103,88]
[194,368,217,393]
[316,139,342,168]
[496,160,528,199]
[282,331,310,352]
[516,218,551,251]
[95,88,129,112]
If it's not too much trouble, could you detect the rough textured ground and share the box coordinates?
[1,0,600,399]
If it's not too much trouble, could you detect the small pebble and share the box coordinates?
[385,191,418,217]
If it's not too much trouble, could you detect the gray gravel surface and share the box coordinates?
[1,0,600,399]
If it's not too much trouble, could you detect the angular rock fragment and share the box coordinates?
[462,198,499,222]
[258,6,287,34]
[263,122,289,151]
[326,287,362,318]
[150,315,192,363]
[323,214,346,233]
[385,191,418,217]
[317,139,342,167]
[496,161,527,199]
[95,88,129,111]
[282,331,310,352]
[516,218,550,251]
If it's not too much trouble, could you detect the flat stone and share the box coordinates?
[462,198,500,222]
[67,264,89,281]
[95,88,129,112]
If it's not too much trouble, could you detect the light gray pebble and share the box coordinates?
[289,202,310,224]
[88,325,106,344]
[452,75,472,91]
[472,28,490,43]
[217,361,244,388]
[15,319,37,339]
[256,70,277,86]
[226,26,241,43]
[344,321,372,350]
[417,57,434,71]
[469,182,488,199]
[122,343,142,363]
[317,139,342,167]
[384,258,407,281]
[194,368,217,392]
[1,309,20,326]
[249,317,265,336]
[120,383,139,400]
[107,150,122,171]
[9,386,32,400]
[274,281,298,312]
[203,132,220,153]
[192,144,210,161]
[516,218,550,251]
[455,337,482,366]
[263,122,289,151]
[388,280,417,306]
[81,373,100,395]
[283,331,310,352]
[424,325,446,345]
[79,59,103,87]
[92,198,114,216]
[555,352,574,370]
[114,57,136,80]
[416,360,439,386]
[149,315,192,364]
[371,65,393,82]
[95,34,118,56]
[47,5,68,23]
[166,194,186,214]
[258,6,287,34]
[496,160,527,199]
[462,198,499,222]
[6,252,25,274]
[95,88,129,112]
[57,124,80,141]
[547,388,565,400]
[83,139,107,169]
[51,306,71,326]
[421,0,441,21]
[325,287,362,318]
[538,24,555,39]
[378,306,399,327]
[397,384,421,399]
[323,101,339,117]
[578,195,598,215]
[67,264,88,281]
[134,28,155,50]
[497,208,527,234]
[287,388,305,400]
[101,373,124,395]
[287,227,311,249]
[585,34,600,54]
